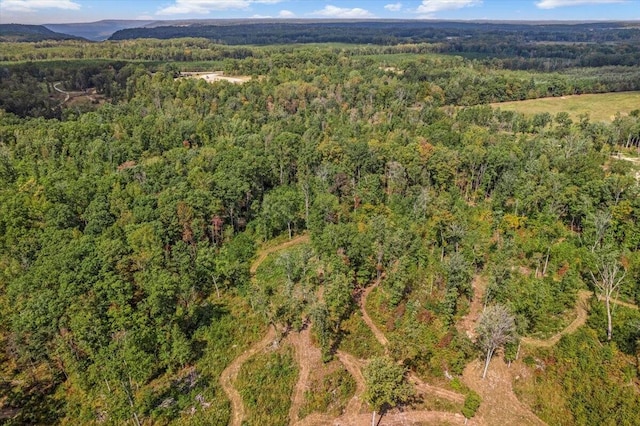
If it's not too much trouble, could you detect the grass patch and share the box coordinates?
[299,362,356,418]
[515,327,640,426]
[409,393,463,414]
[236,344,298,426]
[491,91,640,122]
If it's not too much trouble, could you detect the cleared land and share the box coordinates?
[179,71,251,84]
[491,91,640,122]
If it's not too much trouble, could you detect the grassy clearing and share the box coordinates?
[491,91,640,122]
[236,344,298,426]
[299,362,356,418]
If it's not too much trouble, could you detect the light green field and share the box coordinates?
[491,91,640,122]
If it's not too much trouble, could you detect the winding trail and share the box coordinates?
[53,82,70,104]
[291,260,469,425]
[359,280,390,348]
[521,290,591,348]
[522,290,638,348]
[250,234,310,275]
[598,294,639,310]
[336,351,367,417]
[219,326,277,426]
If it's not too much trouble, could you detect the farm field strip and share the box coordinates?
[491,91,640,122]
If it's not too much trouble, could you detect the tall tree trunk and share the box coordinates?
[371,410,376,426]
[606,294,612,341]
[302,181,310,224]
[482,347,493,379]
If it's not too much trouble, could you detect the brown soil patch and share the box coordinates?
[457,275,487,340]
[462,358,545,426]
[179,71,251,84]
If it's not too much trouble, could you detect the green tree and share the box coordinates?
[363,356,414,426]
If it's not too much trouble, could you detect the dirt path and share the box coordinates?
[334,410,473,425]
[336,351,367,416]
[458,275,487,340]
[220,326,277,426]
[521,290,591,348]
[296,410,473,425]
[288,326,323,424]
[599,294,639,310]
[359,279,389,347]
[521,290,638,348]
[250,234,310,274]
[53,82,70,104]
[408,372,465,404]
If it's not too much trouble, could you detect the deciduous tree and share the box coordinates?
[476,304,516,378]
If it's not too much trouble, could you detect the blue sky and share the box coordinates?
[1,0,639,24]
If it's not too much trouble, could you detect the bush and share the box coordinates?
[462,391,481,419]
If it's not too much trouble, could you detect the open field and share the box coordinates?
[491,91,640,122]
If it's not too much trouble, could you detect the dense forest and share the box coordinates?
[1,25,639,426]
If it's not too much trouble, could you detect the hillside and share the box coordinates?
[109,20,640,45]
[0,24,83,42]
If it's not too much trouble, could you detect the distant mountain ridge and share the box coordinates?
[44,20,156,41]
[0,24,84,42]
[108,20,640,45]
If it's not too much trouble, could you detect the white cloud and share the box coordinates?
[536,0,626,8]
[311,5,375,18]
[156,0,282,16]
[384,2,403,11]
[416,0,482,17]
[1,0,80,12]
[278,9,295,18]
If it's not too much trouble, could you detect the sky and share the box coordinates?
[1,0,639,24]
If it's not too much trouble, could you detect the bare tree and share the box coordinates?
[590,252,626,341]
[476,304,517,379]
